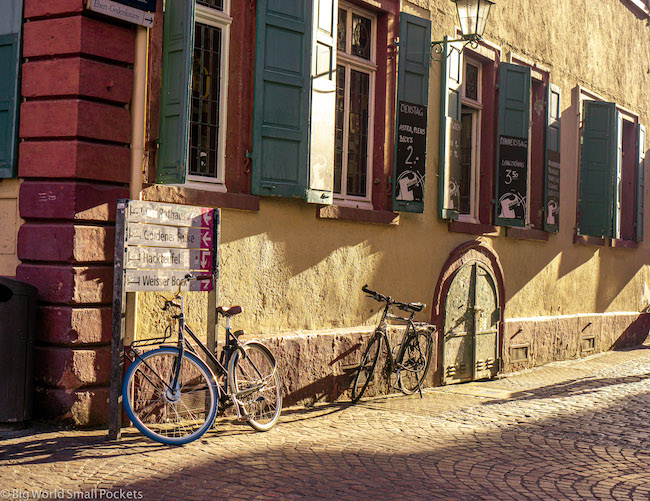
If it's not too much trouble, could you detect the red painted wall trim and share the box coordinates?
[19,141,130,183]
[23,16,134,63]
[22,58,133,104]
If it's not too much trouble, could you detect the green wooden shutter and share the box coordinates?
[252,0,312,198]
[306,0,337,204]
[636,124,646,242]
[156,0,196,184]
[392,13,431,213]
[543,83,561,232]
[0,34,19,179]
[0,0,23,179]
[437,38,463,220]
[495,63,530,227]
[577,101,617,238]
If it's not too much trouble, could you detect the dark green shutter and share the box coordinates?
[392,13,431,213]
[543,84,561,232]
[577,101,617,238]
[636,124,646,242]
[252,0,312,198]
[0,0,23,179]
[157,0,196,184]
[0,34,19,178]
[437,38,462,220]
[495,63,530,227]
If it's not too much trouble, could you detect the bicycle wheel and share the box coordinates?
[228,341,282,432]
[397,330,433,395]
[122,347,218,445]
[350,332,382,403]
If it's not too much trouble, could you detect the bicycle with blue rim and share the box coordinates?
[122,273,282,445]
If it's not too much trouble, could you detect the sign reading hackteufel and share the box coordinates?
[123,201,216,292]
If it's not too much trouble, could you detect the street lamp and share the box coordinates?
[431,0,495,61]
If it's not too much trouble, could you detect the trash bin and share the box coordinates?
[0,277,38,423]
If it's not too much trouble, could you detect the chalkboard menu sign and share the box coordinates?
[496,135,528,225]
[545,149,560,231]
[395,101,427,204]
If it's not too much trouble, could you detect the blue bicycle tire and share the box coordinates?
[122,347,218,445]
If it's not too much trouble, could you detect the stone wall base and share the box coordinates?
[501,312,650,372]
[33,312,650,427]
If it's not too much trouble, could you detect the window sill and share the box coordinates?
[317,205,399,225]
[142,184,259,211]
[505,227,549,242]
[573,234,607,247]
[448,221,500,236]
[610,239,638,249]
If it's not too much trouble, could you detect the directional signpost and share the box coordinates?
[109,200,221,439]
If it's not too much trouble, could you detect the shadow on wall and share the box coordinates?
[612,314,650,349]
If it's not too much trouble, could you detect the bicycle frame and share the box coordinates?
[374,301,418,372]
[127,292,246,419]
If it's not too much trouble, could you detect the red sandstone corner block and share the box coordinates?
[19,141,130,183]
[34,386,109,426]
[38,306,112,345]
[20,100,131,144]
[22,58,133,104]
[23,16,134,64]
[24,0,85,19]
[18,223,115,262]
[34,346,111,389]
[16,264,114,304]
[19,181,129,222]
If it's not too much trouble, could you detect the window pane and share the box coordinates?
[347,69,370,197]
[351,14,371,60]
[334,65,346,194]
[459,111,474,214]
[465,63,479,101]
[197,0,223,11]
[189,23,222,178]
[337,9,347,52]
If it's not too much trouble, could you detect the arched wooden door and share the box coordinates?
[442,261,500,384]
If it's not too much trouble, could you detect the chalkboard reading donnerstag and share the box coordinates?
[496,135,528,222]
[395,101,427,203]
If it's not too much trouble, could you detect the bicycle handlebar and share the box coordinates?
[361,284,425,312]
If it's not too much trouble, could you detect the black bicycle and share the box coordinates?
[350,285,435,402]
[122,274,282,445]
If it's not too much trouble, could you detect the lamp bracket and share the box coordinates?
[430,35,481,62]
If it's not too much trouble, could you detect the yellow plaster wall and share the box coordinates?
[136,0,650,339]
[0,179,21,276]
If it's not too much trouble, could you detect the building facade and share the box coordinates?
[1,0,649,425]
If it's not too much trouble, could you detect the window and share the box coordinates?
[334,4,376,205]
[187,3,229,186]
[439,43,498,226]
[157,0,231,187]
[188,2,230,188]
[440,47,561,235]
[577,88,645,242]
[251,0,404,216]
[456,58,482,221]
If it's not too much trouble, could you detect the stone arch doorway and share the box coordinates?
[431,241,505,385]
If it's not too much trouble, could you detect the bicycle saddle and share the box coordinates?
[216,305,243,317]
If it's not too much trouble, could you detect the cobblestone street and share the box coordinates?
[2,345,650,500]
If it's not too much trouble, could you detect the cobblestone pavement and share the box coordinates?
[2,345,650,500]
